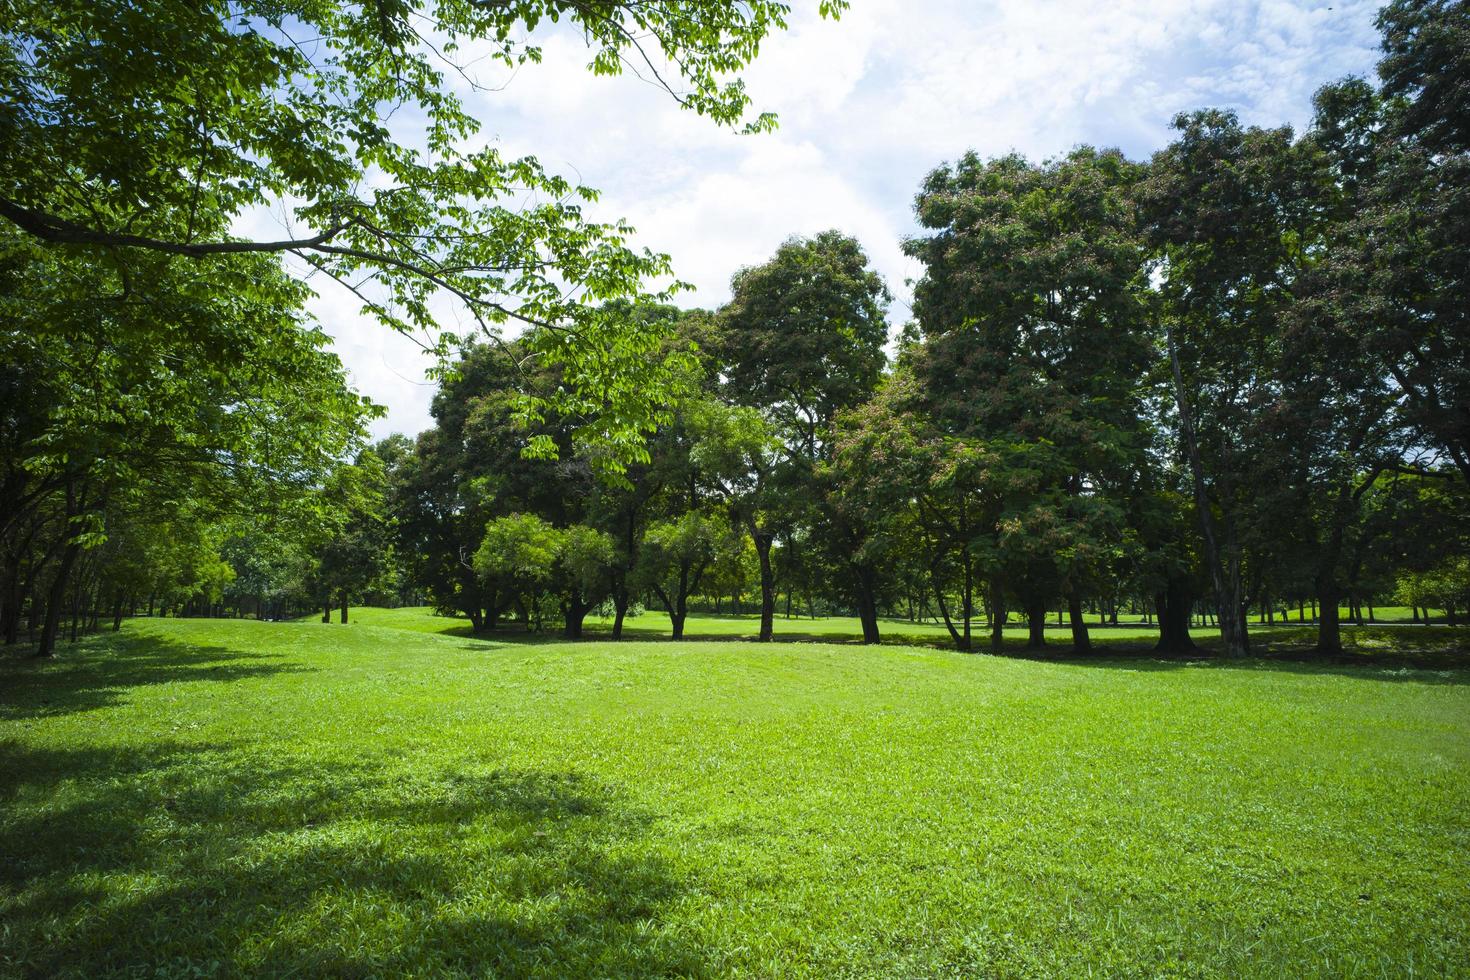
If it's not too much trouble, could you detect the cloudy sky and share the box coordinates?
[307,0,1386,440]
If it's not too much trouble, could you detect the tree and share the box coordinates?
[906,148,1153,652]
[1307,4,1470,485]
[1141,112,1320,658]
[473,514,613,638]
[713,231,891,640]
[638,512,724,639]
[717,230,890,458]
[688,400,785,642]
[393,340,563,630]
[3,0,848,475]
[314,448,395,624]
[0,235,372,655]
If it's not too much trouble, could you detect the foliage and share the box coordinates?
[1,0,848,476]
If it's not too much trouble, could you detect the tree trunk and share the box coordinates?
[854,565,880,645]
[611,586,629,640]
[1068,591,1091,653]
[1165,321,1249,658]
[751,525,775,643]
[321,599,331,624]
[339,592,348,624]
[563,591,589,639]
[68,572,81,643]
[1024,594,1047,650]
[988,576,1005,653]
[1154,577,1196,653]
[960,552,973,650]
[933,569,963,650]
[1,553,20,645]
[36,540,82,658]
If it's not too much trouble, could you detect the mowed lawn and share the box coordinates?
[2,614,1468,977]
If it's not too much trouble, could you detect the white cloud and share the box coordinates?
[268,0,1385,439]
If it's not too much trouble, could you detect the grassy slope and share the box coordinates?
[1,613,1466,977]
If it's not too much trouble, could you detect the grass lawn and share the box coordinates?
[2,612,1468,977]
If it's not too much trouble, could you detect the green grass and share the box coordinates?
[3,611,1468,977]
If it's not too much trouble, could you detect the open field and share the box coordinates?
[2,610,1468,977]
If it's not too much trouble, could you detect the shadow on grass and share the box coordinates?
[978,626,1470,682]
[0,742,706,977]
[0,631,317,722]
[450,617,1470,675]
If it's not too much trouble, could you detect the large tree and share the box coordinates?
[1140,112,1321,658]
[906,147,1153,651]
[714,230,891,640]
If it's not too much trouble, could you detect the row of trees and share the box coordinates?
[1,0,843,654]
[370,0,1469,656]
[0,239,378,656]
[4,0,1466,660]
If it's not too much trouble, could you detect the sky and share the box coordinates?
[301,0,1387,441]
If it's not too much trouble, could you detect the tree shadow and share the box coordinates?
[461,617,1470,677]
[986,627,1470,683]
[0,631,316,722]
[0,741,708,977]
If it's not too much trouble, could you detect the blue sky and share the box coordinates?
[296,0,1386,439]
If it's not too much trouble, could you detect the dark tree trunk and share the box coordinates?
[611,586,629,640]
[1154,577,1197,653]
[1024,594,1047,650]
[751,525,775,643]
[111,592,124,631]
[339,593,348,624]
[1166,323,1249,659]
[68,571,81,643]
[1,552,19,646]
[988,576,1005,653]
[1,555,20,646]
[321,600,331,624]
[933,568,963,650]
[960,552,973,651]
[1068,591,1091,653]
[854,565,880,645]
[563,591,589,639]
[36,541,81,658]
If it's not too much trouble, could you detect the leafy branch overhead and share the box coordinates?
[0,0,848,474]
